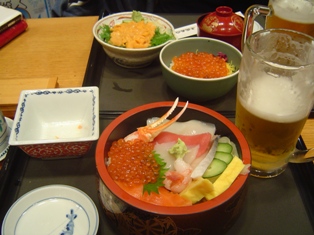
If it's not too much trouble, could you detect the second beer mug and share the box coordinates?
[236,28,314,178]
[266,0,314,36]
[242,0,314,50]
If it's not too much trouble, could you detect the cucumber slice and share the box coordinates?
[203,158,227,178]
[214,151,233,164]
[216,142,233,153]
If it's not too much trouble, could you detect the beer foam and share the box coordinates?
[240,74,309,123]
[273,0,314,24]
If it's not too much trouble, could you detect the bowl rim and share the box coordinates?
[92,11,176,52]
[159,37,242,82]
[95,101,250,215]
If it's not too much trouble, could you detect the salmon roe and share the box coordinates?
[171,52,229,78]
[107,139,160,186]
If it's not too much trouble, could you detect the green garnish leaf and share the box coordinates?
[132,10,144,22]
[150,28,174,47]
[143,151,168,195]
[99,24,111,42]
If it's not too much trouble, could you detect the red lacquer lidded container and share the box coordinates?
[197,6,244,50]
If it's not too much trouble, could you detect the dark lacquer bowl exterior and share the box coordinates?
[95,101,251,235]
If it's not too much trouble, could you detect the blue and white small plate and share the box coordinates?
[0,117,13,162]
[1,185,99,235]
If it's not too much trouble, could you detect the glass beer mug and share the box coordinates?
[266,0,314,36]
[242,0,314,49]
[236,28,314,178]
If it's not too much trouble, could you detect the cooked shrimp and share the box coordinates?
[163,171,192,193]
[163,158,192,193]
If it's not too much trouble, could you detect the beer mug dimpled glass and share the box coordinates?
[241,1,314,50]
[236,29,314,178]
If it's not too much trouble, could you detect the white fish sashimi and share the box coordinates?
[191,137,219,179]
[154,142,176,170]
[165,120,216,135]
[183,145,200,165]
[150,119,216,172]
[147,118,216,136]
[154,143,200,171]
[174,157,192,173]
[150,118,217,184]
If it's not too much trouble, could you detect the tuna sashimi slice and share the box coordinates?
[154,131,212,159]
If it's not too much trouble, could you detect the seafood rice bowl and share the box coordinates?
[95,98,251,235]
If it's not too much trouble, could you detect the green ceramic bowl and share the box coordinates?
[159,37,242,102]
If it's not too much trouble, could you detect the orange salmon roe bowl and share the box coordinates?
[160,37,242,102]
[95,101,251,235]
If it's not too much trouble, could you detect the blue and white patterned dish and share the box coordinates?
[8,87,99,159]
[1,185,99,235]
[10,87,99,145]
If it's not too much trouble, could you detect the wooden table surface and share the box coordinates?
[0,16,313,150]
[0,16,98,117]
[302,120,314,149]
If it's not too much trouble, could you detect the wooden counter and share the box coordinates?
[302,119,314,149]
[0,16,98,118]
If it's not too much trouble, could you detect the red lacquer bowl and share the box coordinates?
[197,6,244,50]
[95,101,251,235]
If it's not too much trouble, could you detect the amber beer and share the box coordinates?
[266,0,314,37]
[235,75,309,178]
[236,99,308,177]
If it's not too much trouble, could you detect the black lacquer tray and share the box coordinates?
[0,13,314,235]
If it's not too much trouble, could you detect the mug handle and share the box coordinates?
[241,5,270,51]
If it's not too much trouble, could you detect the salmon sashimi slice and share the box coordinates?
[116,181,193,207]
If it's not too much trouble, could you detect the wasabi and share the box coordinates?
[169,138,188,159]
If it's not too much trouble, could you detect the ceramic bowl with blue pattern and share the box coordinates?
[9,87,99,159]
[2,184,99,234]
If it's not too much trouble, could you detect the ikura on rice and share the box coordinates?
[171,51,236,78]
[106,98,249,207]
